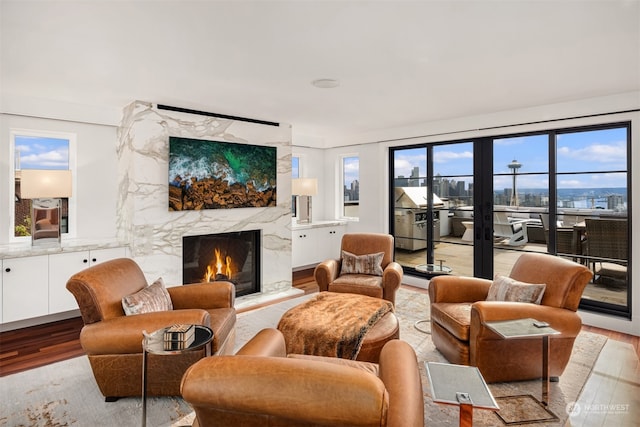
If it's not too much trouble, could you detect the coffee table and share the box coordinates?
[141,325,213,427]
[484,318,560,406]
[426,362,498,427]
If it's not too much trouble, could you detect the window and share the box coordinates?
[341,156,359,219]
[291,156,299,217]
[10,129,76,241]
[389,121,631,319]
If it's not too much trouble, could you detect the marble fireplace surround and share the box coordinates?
[116,101,298,309]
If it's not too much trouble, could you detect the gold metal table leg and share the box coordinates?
[542,335,550,406]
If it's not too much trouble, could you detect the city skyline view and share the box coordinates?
[393,126,628,192]
[394,128,627,188]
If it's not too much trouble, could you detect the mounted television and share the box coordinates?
[168,137,277,211]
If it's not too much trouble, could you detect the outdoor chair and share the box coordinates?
[493,211,528,246]
[584,218,628,286]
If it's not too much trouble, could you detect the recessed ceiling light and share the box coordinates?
[311,78,340,89]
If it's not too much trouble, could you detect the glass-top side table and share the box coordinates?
[484,318,560,406]
[415,262,452,275]
[141,325,213,427]
[426,362,499,427]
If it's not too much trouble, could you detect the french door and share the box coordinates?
[389,121,631,319]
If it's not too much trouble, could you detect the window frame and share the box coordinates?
[291,155,300,218]
[9,128,78,242]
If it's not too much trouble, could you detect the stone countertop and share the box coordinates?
[0,238,127,260]
[291,220,348,230]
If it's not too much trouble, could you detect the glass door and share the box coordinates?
[390,122,630,318]
[492,134,550,277]
[391,142,474,278]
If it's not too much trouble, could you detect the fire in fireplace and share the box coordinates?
[183,230,261,297]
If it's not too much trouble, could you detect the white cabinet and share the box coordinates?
[49,247,127,313]
[292,228,318,267]
[292,222,346,268]
[2,255,49,323]
[0,246,127,325]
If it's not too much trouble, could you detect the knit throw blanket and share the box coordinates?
[277,292,394,360]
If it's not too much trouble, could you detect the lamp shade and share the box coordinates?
[292,178,317,196]
[20,169,73,199]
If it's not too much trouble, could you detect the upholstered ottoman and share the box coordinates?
[277,292,400,363]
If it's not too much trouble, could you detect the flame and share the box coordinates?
[204,248,233,281]
[215,248,224,275]
[225,255,232,277]
[205,264,215,282]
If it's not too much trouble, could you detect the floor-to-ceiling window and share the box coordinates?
[389,121,631,318]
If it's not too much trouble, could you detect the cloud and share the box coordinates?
[394,158,419,177]
[433,150,472,163]
[15,144,33,153]
[558,141,626,164]
[20,148,69,169]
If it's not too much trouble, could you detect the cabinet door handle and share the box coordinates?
[92,258,97,263]
[4,268,10,273]
[83,259,89,263]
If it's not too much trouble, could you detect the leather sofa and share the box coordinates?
[181,328,424,427]
[66,258,236,399]
[429,252,592,383]
[314,233,403,306]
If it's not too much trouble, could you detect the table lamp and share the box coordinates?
[20,169,72,246]
[292,178,317,224]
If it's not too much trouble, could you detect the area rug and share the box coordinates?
[0,287,606,427]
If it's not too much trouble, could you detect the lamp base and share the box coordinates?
[297,195,312,224]
[31,198,62,246]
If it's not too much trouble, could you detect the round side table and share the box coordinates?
[141,325,213,427]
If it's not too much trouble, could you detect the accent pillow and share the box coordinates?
[486,275,546,304]
[122,278,173,315]
[340,250,384,276]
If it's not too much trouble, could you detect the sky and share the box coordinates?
[14,135,69,170]
[393,126,627,190]
[19,128,626,191]
[343,156,359,188]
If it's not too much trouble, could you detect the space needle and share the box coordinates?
[508,159,522,206]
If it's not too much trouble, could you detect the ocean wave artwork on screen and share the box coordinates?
[168,137,277,210]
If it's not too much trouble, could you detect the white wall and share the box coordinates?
[295,92,640,335]
[0,113,119,244]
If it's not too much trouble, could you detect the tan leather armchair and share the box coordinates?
[314,233,403,306]
[429,252,592,383]
[66,258,236,399]
[181,328,424,427]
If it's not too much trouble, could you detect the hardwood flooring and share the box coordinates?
[0,269,318,377]
[0,269,636,381]
[0,315,84,377]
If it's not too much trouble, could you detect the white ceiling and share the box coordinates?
[2,1,639,146]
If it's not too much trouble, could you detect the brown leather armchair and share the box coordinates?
[314,233,403,306]
[66,258,236,399]
[181,328,424,427]
[429,252,592,383]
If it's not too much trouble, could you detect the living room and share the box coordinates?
[0,1,639,425]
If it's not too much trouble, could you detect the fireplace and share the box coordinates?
[183,230,261,297]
